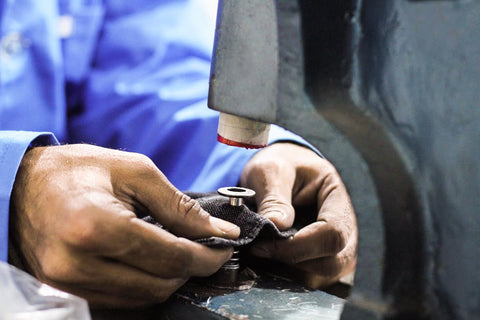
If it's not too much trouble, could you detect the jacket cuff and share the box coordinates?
[0,131,59,262]
[268,125,324,158]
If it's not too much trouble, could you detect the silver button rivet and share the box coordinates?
[217,187,255,206]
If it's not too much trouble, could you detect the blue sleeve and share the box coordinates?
[0,131,59,262]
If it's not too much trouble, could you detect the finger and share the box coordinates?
[60,199,234,278]
[293,160,356,241]
[312,162,356,230]
[296,256,344,279]
[114,155,240,240]
[43,254,187,304]
[240,158,296,230]
[297,253,357,288]
[50,284,159,309]
[296,259,346,289]
[249,221,347,263]
[51,285,174,309]
[117,218,235,278]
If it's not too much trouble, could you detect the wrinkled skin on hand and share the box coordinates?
[10,145,240,308]
[241,143,357,288]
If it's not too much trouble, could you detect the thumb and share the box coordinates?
[241,159,296,230]
[158,189,241,240]
[257,188,295,230]
[118,156,240,240]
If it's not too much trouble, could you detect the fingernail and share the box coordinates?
[212,217,241,238]
[250,244,272,258]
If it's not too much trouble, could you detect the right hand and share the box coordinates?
[10,144,240,308]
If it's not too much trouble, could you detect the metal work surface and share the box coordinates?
[91,265,345,320]
[178,270,345,320]
[209,0,480,319]
[200,288,342,320]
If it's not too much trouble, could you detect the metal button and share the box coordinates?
[217,187,256,206]
[1,32,30,58]
[213,187,256,288]
[213,250,240,286]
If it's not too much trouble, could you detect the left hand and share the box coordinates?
[240,143,357,288]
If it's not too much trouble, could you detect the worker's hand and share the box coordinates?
[10,144,240,308]
[240,143,357,288]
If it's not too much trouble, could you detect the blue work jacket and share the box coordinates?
[0,0,307,261]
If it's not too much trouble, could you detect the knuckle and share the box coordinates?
[38,253,77,282]
[66,229,96,250]
[319,161,342,184]
[320,159,337,174]
[62,208,99,250]
[132,153,156,173]
[174,192,205,220]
